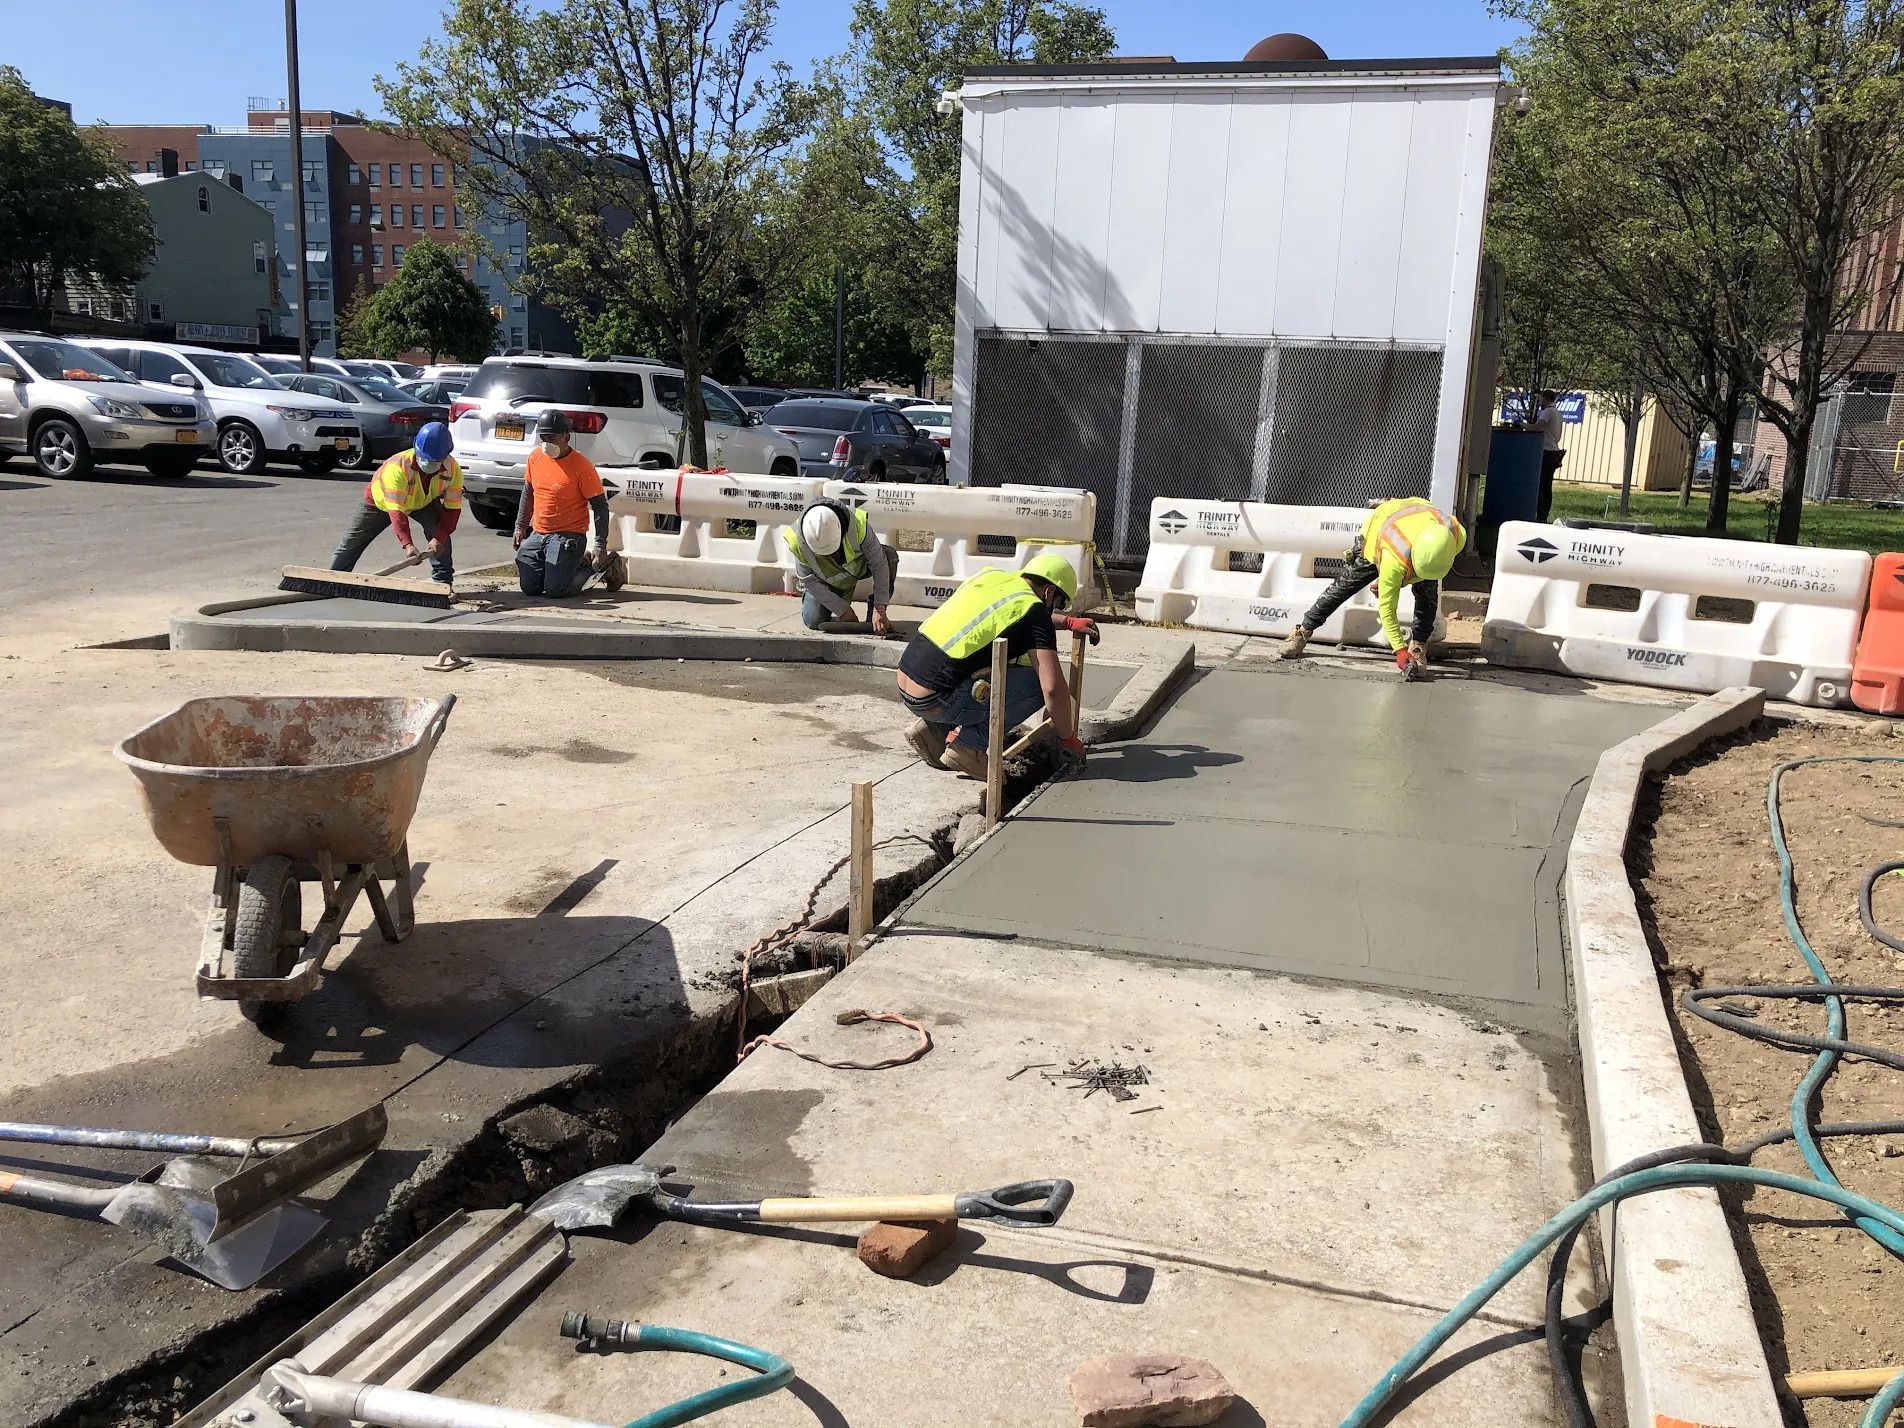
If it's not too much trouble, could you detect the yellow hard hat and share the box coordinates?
[1412,517,1464,581]
[1022,551,1078,606]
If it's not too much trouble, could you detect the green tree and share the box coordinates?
[335,273,379,359]
[848,0,1115,371]
[0,67,153,324]
[745,268,927,386]
[382,0,821,466]
[349,241,497,361]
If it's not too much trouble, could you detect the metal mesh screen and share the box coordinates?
[967,331,1446,559]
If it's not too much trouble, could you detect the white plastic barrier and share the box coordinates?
[821,479,1097,609]
[605,468,823,594]
[1133,499,1442,645]
[1483,521,1871,707]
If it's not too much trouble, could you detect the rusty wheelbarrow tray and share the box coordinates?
[115,694,455,1021]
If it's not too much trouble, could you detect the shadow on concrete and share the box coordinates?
[1077,743,1245,783]
[0,477,48,491]
[786,1377,853,1427]
[74,468,278,491]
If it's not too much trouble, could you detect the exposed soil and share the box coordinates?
[1632,717,1904,1426]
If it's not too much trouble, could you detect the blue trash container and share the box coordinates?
[1483,427,1544,526]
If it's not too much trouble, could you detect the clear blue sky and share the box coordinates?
[13,0,1519,127]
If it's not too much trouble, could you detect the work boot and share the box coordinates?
[907,719,948,769]
[601,552,627,591]
[941,740,989,780]
[1280,626,1310,661]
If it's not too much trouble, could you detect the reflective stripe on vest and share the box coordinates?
[917,567,1039,660]
[370,452,460,514]
[1371,500,1455,580]
[784,507,869,593]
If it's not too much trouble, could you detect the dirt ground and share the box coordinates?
[1633,717,1904,1427]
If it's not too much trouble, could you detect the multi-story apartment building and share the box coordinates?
[105,101,573,358]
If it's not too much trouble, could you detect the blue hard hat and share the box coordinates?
[415,422,453,462]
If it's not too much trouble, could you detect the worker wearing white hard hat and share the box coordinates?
[784,499,897,635]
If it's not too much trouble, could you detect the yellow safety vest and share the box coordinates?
[369,451,464,514]
[783,507,870,595]
[1362,497,1458,580]
[917,567,1041,663]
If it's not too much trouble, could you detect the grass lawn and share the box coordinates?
[1548,484,1904,556]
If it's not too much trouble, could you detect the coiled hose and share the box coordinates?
[1343,754,1904,1426]
[558,1313,793,1428]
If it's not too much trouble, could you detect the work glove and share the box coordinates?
[1061,615,1101,645]
[1058,735,1088,773]
[1395,647,1420,676]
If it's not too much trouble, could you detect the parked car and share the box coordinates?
[82,340,362,475]
[727,384,791,417]
[423,363,480,383]
[765,398,947,484]
[446,355,800,530]
[905,403,952,454]
[402,378,468,405]
[0,332,215,478]
[870,392,935,410]
[278,373,449,468]
[345,359,423,385]
[247,353,357,381]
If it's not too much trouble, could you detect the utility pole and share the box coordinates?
[833,265,845,391]
[284,0,311,372]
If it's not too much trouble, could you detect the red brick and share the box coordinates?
[1067,1354,1235,1427]
[855,1219,956,1278]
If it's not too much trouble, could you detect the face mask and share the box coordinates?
[417,458,443,475]
[540,441,565,458]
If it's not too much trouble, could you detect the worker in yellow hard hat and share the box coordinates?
[1281,497,1465,678]
[895,552,1099,779]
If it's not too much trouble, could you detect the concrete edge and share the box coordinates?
[1080,638,1196,743]
[1563,685,1782,1427]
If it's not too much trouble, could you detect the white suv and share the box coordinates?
[82,341,362,475]
[449,356,800,529]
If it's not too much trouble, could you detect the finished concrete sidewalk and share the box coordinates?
[434,664,1679,1426]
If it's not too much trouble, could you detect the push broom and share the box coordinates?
[279,547,455,610]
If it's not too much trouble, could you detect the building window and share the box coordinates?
[410,163,423,187]
[347,162,361,184]
[454,163,466,184]
[348,204,361,224]
[302,159,322,186]
[411,203,424,229]
[309,243,329,264]
[508,244,523,269]
[311,322,333,344]
[197,185,210,212]
[126,160,137,173]
[203,159,226,177]
[145,160,158,173]
[368,163,380,187]
[305,201,325,226]
[185,161,197,172]
[254,240,266,274]
[309,280,332,302]
[148,301,165,321]
[510,327,524,347]
[457,251,469,270]
[393,244,405,267]
[252,158,273,183]
[372,244,384,268]
[369,204,381,227]
[351,244,364,265]
[388,163,401,188]
[453,204,464,228]
[511,293,525,310]
[432,204,445,228]
[431,163,444,187]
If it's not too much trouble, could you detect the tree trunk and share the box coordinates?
[1708,409,1735,537]
[1618,377,1644,517]
[1679,431,1698,509]
[678,314,709,469]
[1775,426,1809,544]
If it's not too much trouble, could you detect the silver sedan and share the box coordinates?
[277,374,450,470]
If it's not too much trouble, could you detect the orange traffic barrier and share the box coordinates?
[1852,551,1904,715]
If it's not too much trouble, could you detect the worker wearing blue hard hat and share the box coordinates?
[327,420,464,585]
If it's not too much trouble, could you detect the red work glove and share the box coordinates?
[1395,647,1416,674]
[1061,616,1101,645]
[1058,735,1088,772]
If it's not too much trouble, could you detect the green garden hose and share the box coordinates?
[558,1313,793,1427]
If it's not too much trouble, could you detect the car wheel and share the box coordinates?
[769,457,797,479]
[868,462,886,483]
[929,456,948,485]
[297,454,341,475]
[343,442,375,471]
[142,451,200,479]
[469,499,514,531]
[32,417,92,479]
[217,421,268,475]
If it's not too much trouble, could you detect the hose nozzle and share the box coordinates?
[560,1310,638,1349]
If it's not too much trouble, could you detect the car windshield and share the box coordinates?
[353,374,409,403]
[765,401,858,430]
[9,339,134,383]
[191,353,279,390]
[462,362,639,407]
[252,356,298,373]
[909,410,951,429]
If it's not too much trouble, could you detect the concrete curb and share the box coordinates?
[1563,685,1778,1427]
[1081,638,1195,743]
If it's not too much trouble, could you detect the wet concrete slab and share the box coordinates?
[905,666,1672,1030]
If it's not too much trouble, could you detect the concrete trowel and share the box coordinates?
[529,1163,1074,1232]
[0,1104,386,1289]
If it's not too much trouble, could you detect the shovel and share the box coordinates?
[0,1104,386,1289]
[529,1163,1073,1233]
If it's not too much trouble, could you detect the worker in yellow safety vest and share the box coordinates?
[896,553,1100,779]
[785,501,898,634]
[1280,497,1465,678]
[328,421,463,585]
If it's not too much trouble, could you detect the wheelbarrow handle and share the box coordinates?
[0,1167,119,1215]
[426,694,457,748]
[0,1121,280,1158]
[953,1178,1075,1227]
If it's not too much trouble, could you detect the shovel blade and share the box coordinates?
[527,1163,667,1232]
[101,1178,328,1290]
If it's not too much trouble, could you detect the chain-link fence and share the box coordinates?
[968,331,1446,560]
[1802,384,1904,502]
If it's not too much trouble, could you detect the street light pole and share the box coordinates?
[833,265,845,391]
[284,0,311,373]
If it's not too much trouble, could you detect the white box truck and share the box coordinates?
[947,55,1505,557]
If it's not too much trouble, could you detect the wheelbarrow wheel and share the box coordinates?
[233,856,303,1026]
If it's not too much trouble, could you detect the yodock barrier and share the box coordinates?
[821,480,1097,610]
[1484,521,1871,707]
[605,468,824,594]
[1133,499,1442,645]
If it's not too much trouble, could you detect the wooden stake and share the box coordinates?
[1068,629,1087,708]
[985,636,1008,828]
[848,779,874,957]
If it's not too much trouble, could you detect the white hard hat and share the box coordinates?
[801,503,844,556]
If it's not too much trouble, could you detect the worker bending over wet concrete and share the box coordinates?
[513,410,622,597]
[1281,497,1465,678]
[786,501,897,634]
[329,420,462,585]
[897,553,1099,779]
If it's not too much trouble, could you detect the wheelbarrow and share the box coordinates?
[116,695,455,1022]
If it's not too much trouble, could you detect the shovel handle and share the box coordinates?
[955,1178,1075,1227]
[756,1193,957,1224]
[0,1168,118,1214]
[666,1178,1074,1229]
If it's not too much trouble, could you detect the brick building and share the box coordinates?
[102,102,573,358]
